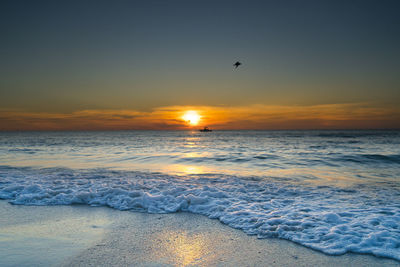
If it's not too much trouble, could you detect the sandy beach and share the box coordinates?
[0,201,398,267]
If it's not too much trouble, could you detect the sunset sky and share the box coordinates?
[1,0,399,130]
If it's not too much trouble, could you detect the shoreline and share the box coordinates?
[0,201,399,266]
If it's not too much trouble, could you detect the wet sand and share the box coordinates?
[0,201,398,267]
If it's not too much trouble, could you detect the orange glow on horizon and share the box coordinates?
[0,103,399,130]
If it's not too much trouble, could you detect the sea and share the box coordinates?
[0,130,399,260]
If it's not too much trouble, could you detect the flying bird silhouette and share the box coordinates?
[233,61,242,69]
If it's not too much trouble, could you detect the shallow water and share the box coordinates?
[0,130,399,260]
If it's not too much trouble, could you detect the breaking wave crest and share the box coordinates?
[1,166,399,260]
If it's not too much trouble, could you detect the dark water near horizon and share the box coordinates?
[0,130,399,260]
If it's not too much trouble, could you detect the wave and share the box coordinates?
[0,166,399,261]
[316,131,400,138]
[139,152,400,167]
[333,154,400,165]
[7,148,42,154]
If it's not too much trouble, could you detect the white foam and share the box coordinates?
[0,166,399,261]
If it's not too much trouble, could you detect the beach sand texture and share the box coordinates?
[0,201,398,267]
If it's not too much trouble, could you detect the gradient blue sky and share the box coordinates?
[0,0,399,129]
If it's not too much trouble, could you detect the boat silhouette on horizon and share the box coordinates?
[199,127,212,132]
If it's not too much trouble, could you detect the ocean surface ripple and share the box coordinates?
[0,130,399,260]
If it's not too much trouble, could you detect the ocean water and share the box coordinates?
[0,130,399,260]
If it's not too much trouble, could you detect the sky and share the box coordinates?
[0,0,399,130]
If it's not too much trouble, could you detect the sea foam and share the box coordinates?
[0,166,399,260]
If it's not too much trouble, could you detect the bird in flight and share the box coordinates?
[233,61,242,69]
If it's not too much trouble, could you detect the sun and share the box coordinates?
[182,110,201,126]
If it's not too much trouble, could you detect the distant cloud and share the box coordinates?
[1,103,399,130]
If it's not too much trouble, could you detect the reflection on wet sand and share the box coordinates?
[0,202,110,266]
[155,230,210,266]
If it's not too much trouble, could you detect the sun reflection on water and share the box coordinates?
[165,164,208,175]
